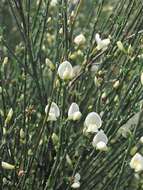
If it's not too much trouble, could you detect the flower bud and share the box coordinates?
[3,127,7,135]
[3,57,9,65]
[113,80,120,89]
[101,92,107,101]
[45,58,55,71]
[66,154,73,168]
[114,95,119,103]
[141,72,143,85]
[59,27,63,35]
[52,133,59,145]
[20,128,25,139]
[74,34,86,46]
[2,161,15,170]
[5,108,13,125]
[128,44,133,55]
[117,41,125,52]
[140,136,143,144]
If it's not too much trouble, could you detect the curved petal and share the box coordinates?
[45,102,60,121]
[95,33,101,44]
[130,153,143,172]
[68,103,79,116]
[92,130,108,145]
[74,173,81,181]
[96,142,108,151]
[71,181,80,189]
[85,112,102,129]
[58,61,73,80]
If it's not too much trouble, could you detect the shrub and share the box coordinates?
[0,0,143,189]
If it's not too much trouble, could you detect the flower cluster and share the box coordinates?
[45,99,108,152]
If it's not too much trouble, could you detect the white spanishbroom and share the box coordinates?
[68,103,82,121]
[84,112,102,133]
[45,102,60,121]
[74,34,86,46]
[58,61,74,80]
[92,130,108,151]
[71,173,81,189]
[95,33,110,51]
[130,153,143,172]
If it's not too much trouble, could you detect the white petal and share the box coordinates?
[58,61,73,80]
[68,103,82,121]
[95,33,101,44]
[72,111,82,121]
[85,112,102,129]
[50,0,58,7]
[45,102,60,121]
[97,38,110,50]
[92,130,108,146]
[2,161,15,170]
[86,124,98,133]
[95,141,108,151]
[74,173,81,181]
[71,181,80,189]
[141,72,143,85]
[74,34,86,46]
[48,113,57,121]
[68,103,79,116]
[130,153,143,172]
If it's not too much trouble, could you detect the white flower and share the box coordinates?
[84,112,102,133]
[50,0,58,7]
[95,33,110,51]
[92,130,108,151]
[68,103,82,121]
[45,102,60,121]
[74,34,86,46]
[130,153,143,172]
[71,173,81,189]
[141,72,143,85]
[74,173,81,182]
[71,181,80,189]
[58,61,74,80]
[2,161,15,170]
